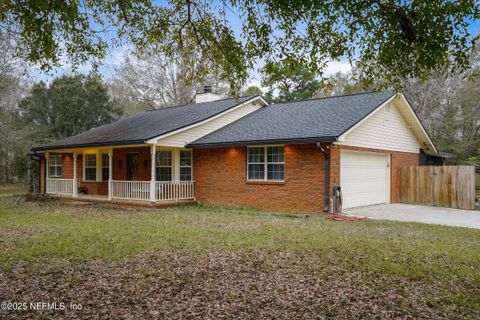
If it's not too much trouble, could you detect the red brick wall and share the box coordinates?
[193,144,326,213]
[39,144,418,206]
[193,143,419,213]
[75,154,108,195]
[41,147,154,196]
[331,145,419,203]
[329,144,341,199]
[76,146,153,196]
[40,154,74,193]
[62,154,74,179]
[113,147,152,181]
[78,181,108,195]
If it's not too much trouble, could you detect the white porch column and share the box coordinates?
[72,152,78,197]
[150,144,156,202]
[45,151,49,193]
[108,149,113,200]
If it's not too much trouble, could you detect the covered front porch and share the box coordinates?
[43,144,195,203]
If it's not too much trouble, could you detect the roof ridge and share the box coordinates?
[146,95,257,112]
[270,89,395,106]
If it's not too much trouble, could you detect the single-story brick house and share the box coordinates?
[32,88,437,213]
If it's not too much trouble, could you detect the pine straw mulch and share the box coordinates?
[1,249,475,320]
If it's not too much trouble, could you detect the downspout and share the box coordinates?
[317,142,330,212]
[30,151,45,194]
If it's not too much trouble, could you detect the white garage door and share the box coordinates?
[340,151,390,209]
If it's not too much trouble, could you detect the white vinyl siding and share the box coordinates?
[157,102,262,147]
[336,101,421,153]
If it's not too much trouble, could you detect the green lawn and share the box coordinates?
[0,189,479,319]
[0,183,26,198]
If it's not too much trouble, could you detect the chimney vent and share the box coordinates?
[204,85,212,93]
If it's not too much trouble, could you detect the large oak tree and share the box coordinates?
[1,1,479,92]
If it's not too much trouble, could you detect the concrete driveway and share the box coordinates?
[344,203,480,229]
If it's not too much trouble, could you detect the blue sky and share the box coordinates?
[31,6,480,88]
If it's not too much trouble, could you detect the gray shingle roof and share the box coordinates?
[33,96,256,151]
[188,90,396,147]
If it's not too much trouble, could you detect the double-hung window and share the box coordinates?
[156,151,172,181]
[84,154,97,181]
[179,150,192,181]
[247,146,285,181]
[49,155,62,177]
[102,154,109,181]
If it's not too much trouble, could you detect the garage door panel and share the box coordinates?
[344,182,386,193]
[341,168,386,180]
[344,193,386,205]
[340,151,389,209]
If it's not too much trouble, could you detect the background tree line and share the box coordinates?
[0,35,231,184]
[1,35,480,185]
[1,1,479,185]
[261,50,480,165]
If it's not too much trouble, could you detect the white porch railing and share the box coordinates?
[46,178,74,196]
[47,179,195,202]
[111,180,151,201]
[156,181,195,201]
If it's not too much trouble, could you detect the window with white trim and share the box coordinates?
[102,154,109,181]
[179,150,192,181]
[49,155,62,177]
[156,151,172,181]
[84,154,97,181]
[247,146,284,181]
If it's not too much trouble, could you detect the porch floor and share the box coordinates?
[55,194,196,208]
[77,194,108,201]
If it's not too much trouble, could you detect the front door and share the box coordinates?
[126,153,139,181]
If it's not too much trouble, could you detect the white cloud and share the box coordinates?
[323,60,352,76]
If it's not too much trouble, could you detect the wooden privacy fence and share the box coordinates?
[397,166,475,210]
[476,167,480,200]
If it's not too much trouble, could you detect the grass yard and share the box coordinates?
[0,189,479,319]
[0,183,26,198]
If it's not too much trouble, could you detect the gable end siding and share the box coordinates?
[157,102,262,147]
[335,101,421,153]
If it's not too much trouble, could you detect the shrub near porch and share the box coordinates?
[0,196,479,318]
